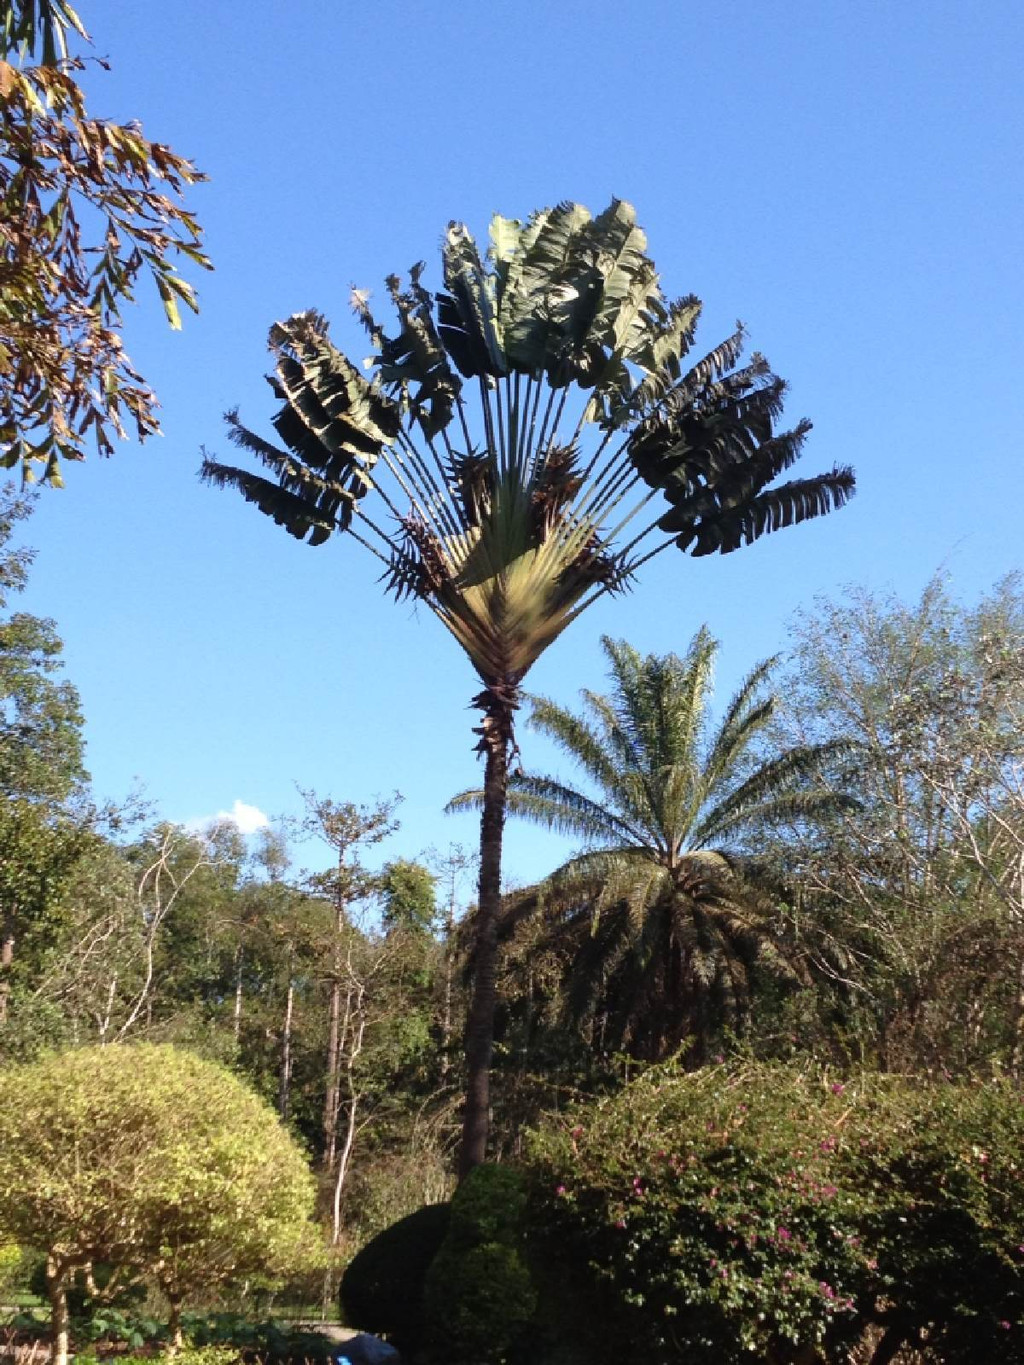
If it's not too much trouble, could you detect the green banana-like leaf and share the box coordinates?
[438,224,507,378]
[199,458,336,545]
[499,201,593,375]
[673,467,856,554]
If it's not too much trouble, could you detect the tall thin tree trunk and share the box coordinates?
[323,970,342,1170]
[1010,945,1024,1077]
[232,946,243,1044]
[440,902,455,1081]
[46,1256,70,1365]
[0,921,14,1025]
[279,979,295,1120]
[323,875,346,1171]
[331,1012,366,1246]
[459,715,509,1179]
[166,1295,184,1354]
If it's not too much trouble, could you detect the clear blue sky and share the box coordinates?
[15,0,1024,890]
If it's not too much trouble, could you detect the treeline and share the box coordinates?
[0,490,462,1256]
[486,573,1024,1119]
[3,483,1024,1251]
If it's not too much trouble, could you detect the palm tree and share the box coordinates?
[452,632,854,1061]
[200,199,854,1174]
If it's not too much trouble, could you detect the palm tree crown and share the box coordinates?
[201,200,852,731]
[454,632,852,1059]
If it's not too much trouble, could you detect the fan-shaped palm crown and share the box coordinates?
[453,632,852,1058]
[201,200,853,730]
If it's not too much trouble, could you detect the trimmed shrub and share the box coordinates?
[423,1164,537,1364]
[340,1202,451,1349]
[525,1061,1024,1364]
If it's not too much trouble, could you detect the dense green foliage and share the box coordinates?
[526,1061,1024,1363]
[0,1044,317,1362]
[424,1165,537,1365]
[3,475,1024,1362]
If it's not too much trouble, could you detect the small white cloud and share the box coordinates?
[216,799,271,834]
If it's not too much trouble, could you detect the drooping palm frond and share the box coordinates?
[669,468,857,557]
[464,630,851,1059]
[198,454,338,547]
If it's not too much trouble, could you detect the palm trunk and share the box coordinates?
[459,701,511,1179]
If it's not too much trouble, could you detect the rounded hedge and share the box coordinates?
[340,1201,451,1348]
[423,1164,537,1365]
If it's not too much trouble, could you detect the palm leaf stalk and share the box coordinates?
[200,199,855,1176]
[451,633,858,1061]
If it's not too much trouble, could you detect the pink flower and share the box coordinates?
[555,1184,567,1197]
[831,1082,845,1095]
[777,1227,792,1241]
[615,1218,626,1229]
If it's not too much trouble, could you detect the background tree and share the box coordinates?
[0,0,210,483]
[0,486,90,1029]
[296,789,399,1189]
[454,631,850,1062]
[380,857,437,935]
[766,574,1024,1073]
[202,198,854,1174]
[0,1043,317,1364]
[426,842,475,1082]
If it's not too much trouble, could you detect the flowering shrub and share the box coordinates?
[525,1062,1024,1363]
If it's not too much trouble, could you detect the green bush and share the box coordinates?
[423,1165,537,1364]
[180,1314,336,1364]
[25,1259,152,1342]
[339,1201,451,1349]
[114,1350,242,1365]
[525,1061,1024,1363]
[0,1242,36,1301]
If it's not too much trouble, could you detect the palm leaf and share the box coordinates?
[198,457,336,545]
[676,467,856,555]
[438,224,507,378]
